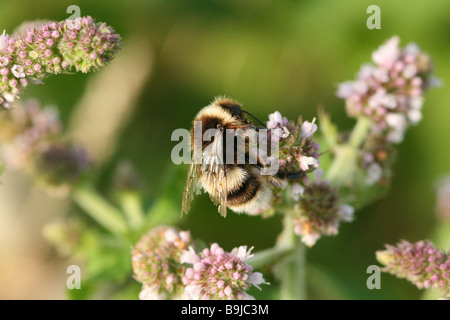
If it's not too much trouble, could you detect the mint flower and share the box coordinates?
[267,111,289,131]
[35,142,90,195]
[377,240,450,298]
[359,134,395,186]
[0,99,61,171]
[0,30,8,50]
[293,170,354,247]
[132,227,192,300]
[180,243,267,300]
[337,36,437,144]
[0,16,120,109]
[266,112,320,175]
[0,99,89,195]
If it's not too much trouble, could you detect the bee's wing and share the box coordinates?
[213,169,228,217]
[202,169,228,217]
[202,129,228,217]
[181,161,202,216]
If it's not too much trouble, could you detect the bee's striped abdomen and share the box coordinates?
[226,172,261,206]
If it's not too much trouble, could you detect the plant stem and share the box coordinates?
[326,116,371,185]
[348,116,372,149]
[275,214,306,300]
[247,247,290,270]
[119,192,145,230]
[325,144,357,185]
[73,187,128,237]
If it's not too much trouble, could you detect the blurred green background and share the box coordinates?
[0,0,449,299]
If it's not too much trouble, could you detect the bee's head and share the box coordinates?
[215,98,244,120]
[194,97,253,133]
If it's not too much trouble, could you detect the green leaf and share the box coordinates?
[318,108,339,149]
[118,191,145,231]
[247,247,290,270]
[273,244,306,300]
[77,228,132,283]
[73,187,128,237]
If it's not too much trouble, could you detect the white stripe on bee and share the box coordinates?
[228,183,273,214]
[200,166,248,196]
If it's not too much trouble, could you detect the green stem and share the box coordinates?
[73,187,128,237]
[274,214,306,300]
[247,247,290,270]
[119,192,145,230]
[325,144,357,185]
[326,116,371,185]
[348,116,372,149]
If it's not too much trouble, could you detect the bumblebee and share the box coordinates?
[181,97,300,217]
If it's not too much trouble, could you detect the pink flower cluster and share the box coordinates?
[181,243,266,300]
[337,36,437,144]
[0,16,120,109]
[358,135,395,186]
[0,99,90,195]
[0,99,61,171]
[266,111,320,174]
[132,227,192,300]
[377,240,450,298]
[293,171,354,247]
[36,142,90,190]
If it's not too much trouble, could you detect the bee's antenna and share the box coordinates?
[242,110,267,128]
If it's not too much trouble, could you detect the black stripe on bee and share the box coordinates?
[215,100,243,119]
[226,169,261,206]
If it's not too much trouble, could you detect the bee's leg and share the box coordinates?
[276,171,304,179]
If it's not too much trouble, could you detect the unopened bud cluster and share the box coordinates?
[377,240,450,298]
[292,171,354,247]
[0,16,120,109]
